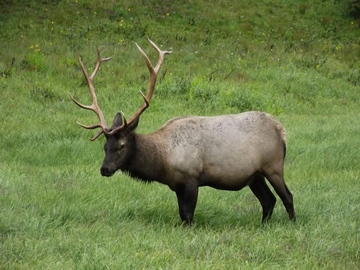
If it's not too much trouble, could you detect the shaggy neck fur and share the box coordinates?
[125,133,167,183]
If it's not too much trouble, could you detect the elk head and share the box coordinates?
[70,38,172,176]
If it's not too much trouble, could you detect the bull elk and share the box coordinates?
[71,38,296,225]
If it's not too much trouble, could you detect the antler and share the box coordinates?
[111,37,172,133]
[71,38,171,140]
[70,49,112,141]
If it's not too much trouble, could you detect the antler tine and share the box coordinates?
[122,38,172,125]
[146,37,172,73]
[71,50,112,140]
[90,49,112,80]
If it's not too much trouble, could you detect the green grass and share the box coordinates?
[1,0,359,269]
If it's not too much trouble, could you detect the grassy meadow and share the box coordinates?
[1,0,359,269]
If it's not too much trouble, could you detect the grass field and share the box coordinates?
[1,0,359,269]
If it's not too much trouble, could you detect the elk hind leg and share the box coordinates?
[265,172,296,221]
[249,174,277,223]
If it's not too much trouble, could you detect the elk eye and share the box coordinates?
[119,142,126,150]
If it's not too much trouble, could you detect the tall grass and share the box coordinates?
[1,0,359,269]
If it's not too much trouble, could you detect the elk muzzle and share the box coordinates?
[100,166,115,177]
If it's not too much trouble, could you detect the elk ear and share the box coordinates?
[111,112,124,129]
[111,112,139,133]
[126,116,139,133]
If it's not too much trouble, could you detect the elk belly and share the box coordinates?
[198,161,256,190]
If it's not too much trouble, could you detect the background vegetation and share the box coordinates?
[0,0,359,269]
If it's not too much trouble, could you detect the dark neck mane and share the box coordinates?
[125,134,167,183]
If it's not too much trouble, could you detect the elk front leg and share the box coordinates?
[175,183,199,225]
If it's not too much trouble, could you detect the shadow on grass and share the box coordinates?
[112,202,301,230]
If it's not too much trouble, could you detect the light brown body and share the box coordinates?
[126,112,285,189]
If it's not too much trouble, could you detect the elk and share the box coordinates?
[71,38,296,225]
